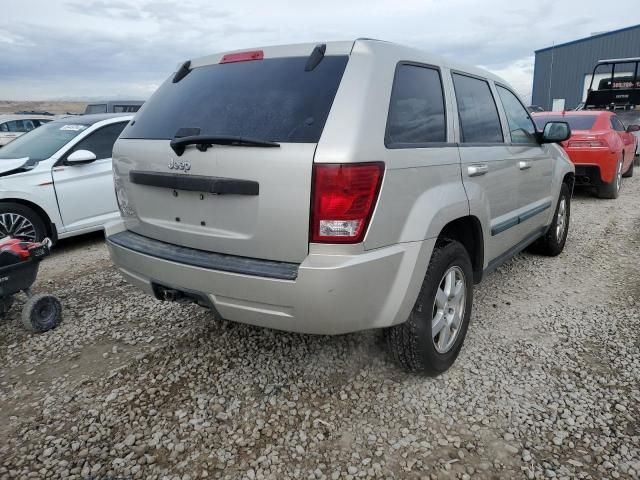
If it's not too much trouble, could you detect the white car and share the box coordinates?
[0,114,132,242]
[0,114,55,147]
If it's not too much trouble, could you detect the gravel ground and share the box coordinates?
[1,176,639,480]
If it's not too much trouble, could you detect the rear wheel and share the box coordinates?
[0,202,47,242]
[528,183,570,256]
[599,157,622,199]
[385,240,473,375]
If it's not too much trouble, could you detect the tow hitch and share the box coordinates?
[152,283,210,306]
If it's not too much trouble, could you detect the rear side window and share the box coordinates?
[452,74,503,143]
[496,86,537,144]
[385,64,446,146]
[68,122,128,160]
[121,56,349,143]
[611,116,626,132]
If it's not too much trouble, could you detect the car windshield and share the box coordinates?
[533,115,598,131]
[121,55,349,143]
[0,121,90,161]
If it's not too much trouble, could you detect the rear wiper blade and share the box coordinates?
[170,135,280,156]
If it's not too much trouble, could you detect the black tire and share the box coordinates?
[528,183,570,257]
[0,202,47,242]
[622,157,634,178]
[0,296,14,319]
[21,294,62,333]
[385,240,473,375]
[598,157,622,199]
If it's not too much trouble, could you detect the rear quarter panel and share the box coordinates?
[315,42,468,249]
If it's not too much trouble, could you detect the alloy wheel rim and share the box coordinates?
[432,266,466,354]
[616,160,622,192]
[0,213,36,241]
[555,197,567,243]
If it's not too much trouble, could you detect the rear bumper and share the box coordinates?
[565,149,618,184]
[105,222,433,335]
[574,165,603,186]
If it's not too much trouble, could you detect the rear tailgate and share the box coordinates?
[114,43,352,264]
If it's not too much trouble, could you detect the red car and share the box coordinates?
[532,111,639,198]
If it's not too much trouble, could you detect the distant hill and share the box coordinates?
[0,100,87,115]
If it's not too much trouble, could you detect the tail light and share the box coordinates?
[310,162,384,243]
[568,140,607,148]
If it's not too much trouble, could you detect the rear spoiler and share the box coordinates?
[585,58,640,110]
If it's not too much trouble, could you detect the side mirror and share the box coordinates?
[626,124,640,133]
[541,121,571,143]
[66,149,97,165]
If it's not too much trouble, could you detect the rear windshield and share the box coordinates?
[533,115,597,131]
[121,56,349,143]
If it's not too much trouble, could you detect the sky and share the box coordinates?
[2,0,639,102]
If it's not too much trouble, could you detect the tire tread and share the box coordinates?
[385,239,472,375]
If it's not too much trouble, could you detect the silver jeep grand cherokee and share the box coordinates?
[106,39,574,374]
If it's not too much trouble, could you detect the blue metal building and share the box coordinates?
[532,24,640,110]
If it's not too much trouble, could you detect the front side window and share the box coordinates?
[0,123,7,132]
[452,74,503,144]
[496,86,537,144]
[385,64,446,146]
[67,122,128,160]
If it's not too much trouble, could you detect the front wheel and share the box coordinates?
[0,202,47,242]
[385,240,473,375]
[528,183,570,256]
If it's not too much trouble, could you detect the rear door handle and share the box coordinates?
[519,161,532,170]
[467,164,488,177]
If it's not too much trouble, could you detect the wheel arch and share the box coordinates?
[0,198,57,242]
[562,171,575,194]
[438,215,484,284]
